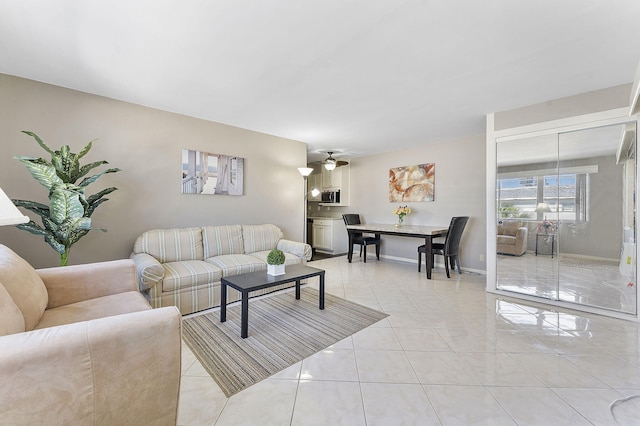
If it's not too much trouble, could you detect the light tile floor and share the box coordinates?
[178,256,640,425]
[497,252,636,314]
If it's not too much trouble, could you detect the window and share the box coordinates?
[497,173,588,222]
[497,177,537,218]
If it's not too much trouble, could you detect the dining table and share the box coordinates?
[345,223,449,279]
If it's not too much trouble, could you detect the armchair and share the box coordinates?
[0,245,181,425]
[497,220,528,256]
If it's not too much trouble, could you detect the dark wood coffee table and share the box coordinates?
[220,264,325,338]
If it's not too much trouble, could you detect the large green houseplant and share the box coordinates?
[12,131,121,266]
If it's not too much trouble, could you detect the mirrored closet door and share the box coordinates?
[496,121,637,315]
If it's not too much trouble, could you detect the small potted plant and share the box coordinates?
[267,248,286,276]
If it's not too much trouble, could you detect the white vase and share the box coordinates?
[267,264,285,276]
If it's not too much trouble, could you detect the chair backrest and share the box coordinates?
[342,214,362,226]
[342,214,363,239]
[444,216,469,256]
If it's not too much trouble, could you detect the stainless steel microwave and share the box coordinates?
[321,190,340,204]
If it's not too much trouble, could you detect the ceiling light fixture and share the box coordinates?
[322,152,348,171]
[324,159,336,171]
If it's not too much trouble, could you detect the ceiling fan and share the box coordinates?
[322,152,349,170]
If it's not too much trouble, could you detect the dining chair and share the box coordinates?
[342,214,381,263]
[418,216,469,278]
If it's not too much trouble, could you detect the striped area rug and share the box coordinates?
[182,288,388,397]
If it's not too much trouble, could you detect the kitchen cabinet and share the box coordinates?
[319,164,350,206]
[311,218,348,254]
[312,220,332,251]
[322,166,343,189]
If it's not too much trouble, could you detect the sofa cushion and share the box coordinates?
[133,228,204,263]
[205,254,266,276]
[242,224,283,254]
[497,235,517,245]
[34,291,151,330]
[0,245,48,331]
[202,225,244,258]
[0,282,26,336]
[162,260,222,292]
[249,250,303,266]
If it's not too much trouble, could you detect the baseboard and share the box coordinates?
[380,254,486,275]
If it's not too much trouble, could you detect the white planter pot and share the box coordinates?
[267,264,285,276]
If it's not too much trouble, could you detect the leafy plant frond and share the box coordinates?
[79,168,121,187]
[76,140,96,160]
[52,145,76,182]
[16,158,62,190]
[76,160,109,180]
[22,131,55,156]
[86,187,117,204]
[85,198,108,217]
[16,221,48,236]
[68,229,91,246]
[12,199,49,211]
[49,188,85,225]
[44,235,66,255]
[13,131,121,265]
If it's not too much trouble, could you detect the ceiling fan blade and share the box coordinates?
[335,160,349,167]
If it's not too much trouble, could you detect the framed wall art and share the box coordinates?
[181,149,244,195]
[389,163,434,202]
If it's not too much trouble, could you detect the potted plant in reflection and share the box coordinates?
[267,249,286,276]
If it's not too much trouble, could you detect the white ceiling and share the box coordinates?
[1,0,640,162]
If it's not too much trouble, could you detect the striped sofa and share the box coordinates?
[130,224,312,315]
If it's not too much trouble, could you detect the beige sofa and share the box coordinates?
[497,220,528,256]
[131,224,312,315]
[0,244,181,425]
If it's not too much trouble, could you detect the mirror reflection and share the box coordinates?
[496,122,637,314]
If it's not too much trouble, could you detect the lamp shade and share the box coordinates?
[0,188,29,226]
[298,167,314,177]
[535,202,551,213]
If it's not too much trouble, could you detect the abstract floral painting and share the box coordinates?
[389,163,435,202]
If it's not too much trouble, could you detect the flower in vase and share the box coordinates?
[394,205,411,225]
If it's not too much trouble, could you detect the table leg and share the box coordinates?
[220,282,227,322]
[319,272,325,310]
[347,231,354,263]
[295,279,301,299]
[425,236,433,279]
[241,292,249,338]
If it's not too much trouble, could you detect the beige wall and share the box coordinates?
[495,83,632,130]
[314,134,487,272]
[0,74,307,268]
